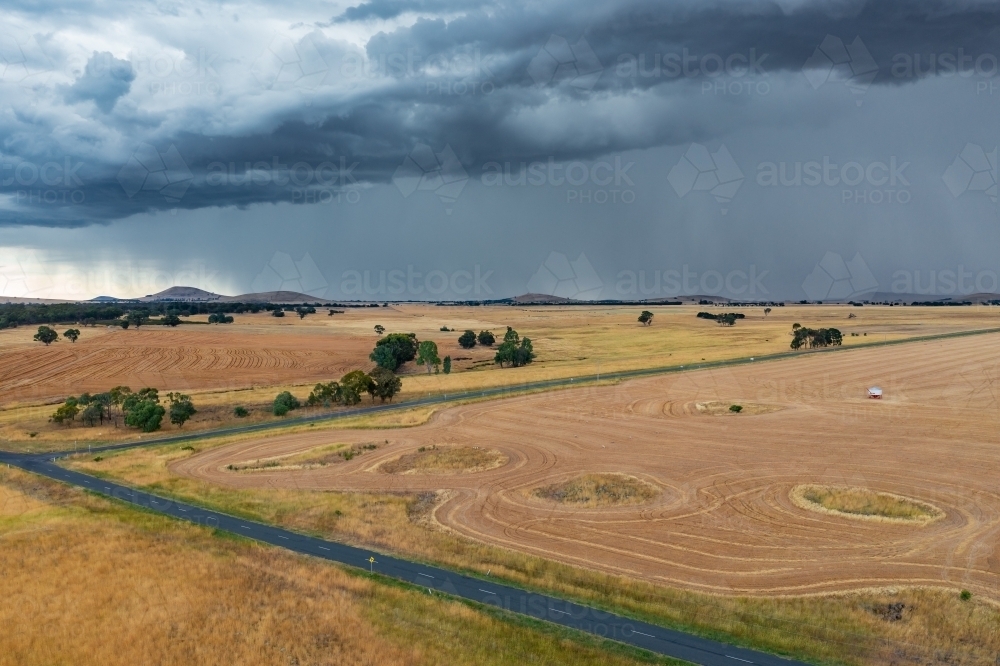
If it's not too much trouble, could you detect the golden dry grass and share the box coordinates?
[532,473,660,507]
[381,446,507,475]
[791,485,945,524]
[0,466,677,666]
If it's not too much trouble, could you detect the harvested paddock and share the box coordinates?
[174,332,1000,600]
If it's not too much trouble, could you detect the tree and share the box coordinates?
[494,328,535,368]
[443,356,451,374]
[369,367,402,403]
[458,330,477,348]
[638,311,653,326]
[416,340,441,374]
[163,314,182,326]
[370,333,418,371]
[272,391,300,416]
[167,392,197,427]
[63,328,81,342]
[339,370,373,405]
[296,306,316,319]
[51,398,79,425]
[123,388,164,432]
[34,325,58,345]
[477,330,495,346]
[369,345,397,371]
[374,324,385,335]
[127,311,146,328]
[272,309,285,318]
[307,381,339,407]
[764,308,772,318]
[119,320,130,329]
[208,313,233,324]
[81,402,104,426]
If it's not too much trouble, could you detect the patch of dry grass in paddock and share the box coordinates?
[791,485,945,524]
[532,474,659,508]
[0,467,678,666]
[66,444,1000,665]
[5,303,1000,450]
[693,401,782,416]
[380,445,507,475]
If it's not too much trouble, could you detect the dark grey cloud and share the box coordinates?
[0,0,997,230]
[63,51,135,112]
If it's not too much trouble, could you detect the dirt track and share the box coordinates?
[173,334,1000,598]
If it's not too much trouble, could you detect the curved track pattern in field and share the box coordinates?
[173,334,1000,599]
[0,328,373,403]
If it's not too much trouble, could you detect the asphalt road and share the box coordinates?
[2,452,810,666]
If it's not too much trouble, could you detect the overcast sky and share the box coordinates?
[1,0,998,300]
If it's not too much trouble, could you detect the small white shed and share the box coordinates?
[867,386,883,399]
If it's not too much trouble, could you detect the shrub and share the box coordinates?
[272,391,300,416]
[443,356,451,374]
[458,330,477,348]
[477,330,495,346]
[961,589,972,601]
[233,406,249,418]
[729,404,743,413]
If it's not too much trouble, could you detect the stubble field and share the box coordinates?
[3,303,999,449]
[166,332,1000,601]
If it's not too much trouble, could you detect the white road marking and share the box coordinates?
[726,657,753,663]
[318,546,329,551]
[278,535,288,539]
[632,630,655,638]
[418,573,434,578]
[549,609,569,615]
[240,525,250,530]
[478,589,495,595]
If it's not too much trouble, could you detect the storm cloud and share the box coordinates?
[0,0,997,299]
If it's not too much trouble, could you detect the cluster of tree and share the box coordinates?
[296,306,316,318]
[276,367,403,416]
[457,329,495,348]
[790,323,843,350]
[696,312,746,326]
[51,387,195,431]
[638,310,653,325]
[207,313,234,324]
[370,333,418,371]
[33,325,83,344]
[494,327,534,368]
[303,367,403,408]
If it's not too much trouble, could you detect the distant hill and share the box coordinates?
[140,286,223,302]
[512,293,576,304]
[224,290,332,304]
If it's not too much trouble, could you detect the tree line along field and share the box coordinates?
[2,304,999,450]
